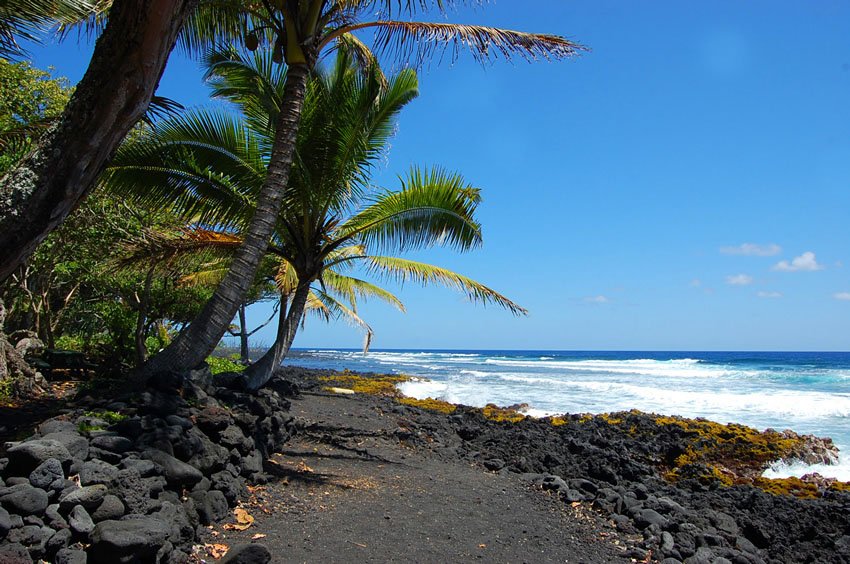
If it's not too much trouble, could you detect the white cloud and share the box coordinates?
[772,251,824,272]
[584,295,610,304]
[720,243,782,256]
[726,274,754,286]
[834,292,850,301]
[757,291,782,299]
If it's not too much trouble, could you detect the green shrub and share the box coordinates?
[207,356,246,375]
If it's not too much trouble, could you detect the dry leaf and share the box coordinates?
[251,533,267,540]
[223,508,255,531]
[478,544,487,549]
[296,460,314,473]
[205,543,229,559]
[571,501,581,507]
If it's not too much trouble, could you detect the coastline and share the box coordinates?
[0,362,847,562]
[282,365,850,563]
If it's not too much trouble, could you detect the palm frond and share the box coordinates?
[321,269,406,312]
[323,20,587,66]
[334,165,482,254]
[0,0,101,57]
[116,226,241,277]
[103,108,266,229]
[366,255,527,316]
[308,287,374,352]
[0,116,57,153]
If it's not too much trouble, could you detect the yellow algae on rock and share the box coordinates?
[397,397,457,414]
[318,372,410,397]
[481,404,526,423]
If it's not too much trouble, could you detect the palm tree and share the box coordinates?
[105,48,525,389]
[0,0,197,281]
[135,1,583,380]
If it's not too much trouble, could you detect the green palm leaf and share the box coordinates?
[366,255,527,316]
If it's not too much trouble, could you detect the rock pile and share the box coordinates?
[418,407,850,564]
[0,367,295,563]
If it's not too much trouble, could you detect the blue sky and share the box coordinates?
[26,1,850,351]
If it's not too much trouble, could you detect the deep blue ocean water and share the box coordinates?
[283,349,850,479]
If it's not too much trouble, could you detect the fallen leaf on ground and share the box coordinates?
[223,507,255,531]
[251,533,267,540]
[478,544,487,549]
[205,543,229,559]
[296,460,314,473]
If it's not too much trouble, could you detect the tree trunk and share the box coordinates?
[244,283,310,391]
[139,63,312,380]
[238,303,249,364]
[0,0,198,282]
[134,266,155,367]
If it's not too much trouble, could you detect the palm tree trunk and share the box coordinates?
[243,284,310,391]
[237,303,249,364]
[139,63,312,381]
[134,266,155,367]
[0,0,198,282]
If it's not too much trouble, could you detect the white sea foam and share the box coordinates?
[397,379,449,400]
[482,358,736,378]
[763,456,850,482]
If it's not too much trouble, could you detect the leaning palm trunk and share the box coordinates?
[139,63,311,380]
[0,0,198,282]
[243,283,311,390]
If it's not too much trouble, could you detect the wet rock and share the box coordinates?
[0,483,49,516]
[220,543,272,564]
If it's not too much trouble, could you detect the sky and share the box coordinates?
[24,0,850,351]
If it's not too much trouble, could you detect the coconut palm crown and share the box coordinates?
[104,48,525,389]
[131,0,582,380]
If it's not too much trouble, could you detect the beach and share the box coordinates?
[0,362,848,562]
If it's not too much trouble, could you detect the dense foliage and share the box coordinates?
[0,59,70,174]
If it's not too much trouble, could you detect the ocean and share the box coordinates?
[282,349,850,481]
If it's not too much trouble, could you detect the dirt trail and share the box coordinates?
[201,391,632,564]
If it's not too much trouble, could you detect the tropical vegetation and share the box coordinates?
[105,48,525,389]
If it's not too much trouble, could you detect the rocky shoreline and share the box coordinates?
[309,368,850,564]
[0,365,848,563]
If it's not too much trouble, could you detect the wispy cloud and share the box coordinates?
[720,243,782,256]
[757,291,782,299]
[726,274,754,286]
[690,279,702,287]
[773,251,824,272]
[584,295,610,304]
[834,292,850,301]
